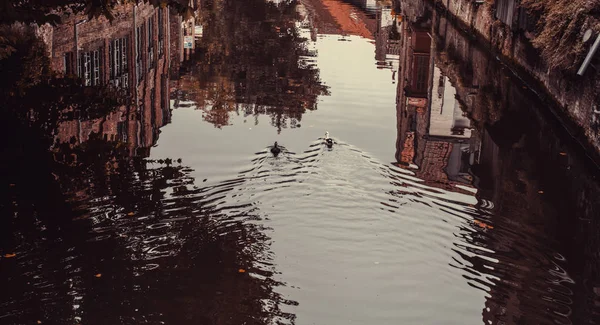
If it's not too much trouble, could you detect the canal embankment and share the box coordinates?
[417,0,600,163]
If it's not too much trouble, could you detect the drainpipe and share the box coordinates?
[75,19,85,144]
[577,33,600,76]
[133,4,138,106]
[74,19,86,143]
[179,15,183,63]
[167,6,171,70]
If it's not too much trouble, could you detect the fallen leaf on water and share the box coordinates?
[473,220,494,230]
[559,152,567,156]
[127,212,134,216]
[238,269,246,273]
[4,253,16,258]
[538,190,544,194]
[95,273,102,278]
[37,321,42,324]
[9,184,15,187]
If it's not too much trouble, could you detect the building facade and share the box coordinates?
[43,2,182,157]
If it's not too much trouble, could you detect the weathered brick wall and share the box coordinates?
[432,0,600,158]
[50,3,171,156]
[433,13,600,319]
[169,14,182,77]
[48,2,161,72]
[415,140,453,182]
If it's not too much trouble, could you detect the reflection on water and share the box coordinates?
[1,0,600,324]
[175,0,329,131]
[394,2,600,324]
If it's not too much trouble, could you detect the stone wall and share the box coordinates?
[431,9,600,322]
[428,0,600,161]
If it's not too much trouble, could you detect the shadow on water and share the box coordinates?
[1,142,297,324]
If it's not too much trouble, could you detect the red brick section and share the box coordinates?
[415,140,473,195]
[399,132,416,165]
[415,141,453,183]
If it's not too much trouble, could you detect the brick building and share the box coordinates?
[374,4,401,79]
[46,2,181,157]
[169,0,198,78]
[393,3,477,195]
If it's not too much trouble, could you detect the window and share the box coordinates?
[161,75,167,112]
[109,37,129,88]
[117,122,127,142]
[147,17,155,70]
[65,52,74,75]
[414,55,429,93]
[77,52,88,85]
[158,9,165,56]
[136,24,144,84]
[150,90,156,126]
[77,50,101,86]
[93,50,100,85]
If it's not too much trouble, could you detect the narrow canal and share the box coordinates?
[1,0,599,324]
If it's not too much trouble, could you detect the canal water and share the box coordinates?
[1,0,600,324]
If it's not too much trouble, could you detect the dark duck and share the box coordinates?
[271,142,281,156]
[325,131,333,148]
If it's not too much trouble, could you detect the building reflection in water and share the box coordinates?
[2,0,600,323]
[173,0,330,131]
[374,3,401,80]
[393,0,600,323]
[48,3,173,157]
[393,4,475,194]
[0,2,296,325]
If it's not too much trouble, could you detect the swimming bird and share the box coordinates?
[271,141,281,156]
[325,131,333,148]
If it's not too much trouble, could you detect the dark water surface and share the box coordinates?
[2,0,600,324]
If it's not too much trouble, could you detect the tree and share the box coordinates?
[0,0,192,25]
